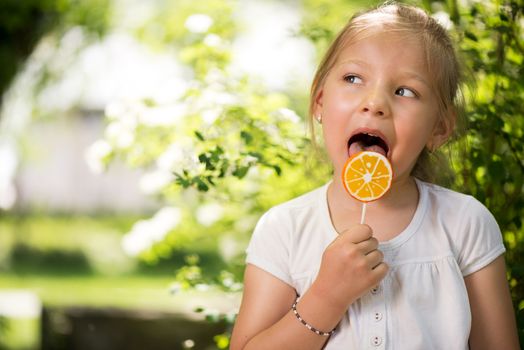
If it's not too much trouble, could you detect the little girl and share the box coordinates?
[230,3,520,349]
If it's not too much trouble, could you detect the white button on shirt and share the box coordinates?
[371,336,382,346]
[359,281,386,349]
[246,180,506,349]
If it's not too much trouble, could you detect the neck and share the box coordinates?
[329,174,418,212]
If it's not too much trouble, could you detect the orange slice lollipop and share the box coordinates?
[342,151,393,202]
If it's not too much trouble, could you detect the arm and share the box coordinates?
[230,264,342,350]
[465,255,520,350]
[230,224,388,350]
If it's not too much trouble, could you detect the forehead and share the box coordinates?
[336,30,428,72]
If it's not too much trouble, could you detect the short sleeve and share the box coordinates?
[456,197,506,277]
[245,208,293,286]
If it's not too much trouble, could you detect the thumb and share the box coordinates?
[339,224,373,243]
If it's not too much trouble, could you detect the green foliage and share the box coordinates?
[213,333,231,349]
[0,0,111,105]
[90,1,332,291]
[444,0,524,341]
[171,254,241,293]
[0,214,150,286]
[0,316,7,350]
[9,243,93,275]
[299,0,382,54]
[171,254,240,348]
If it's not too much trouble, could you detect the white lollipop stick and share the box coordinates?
[360,202,367,225]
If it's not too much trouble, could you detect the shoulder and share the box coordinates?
[258,183,328,227]
[246,183,329,285]
[418,180,505,275]
[421,180,472,204]
[419,180,494,223]
[249,183,329,255]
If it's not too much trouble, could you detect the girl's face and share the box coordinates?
[315,31,451,185]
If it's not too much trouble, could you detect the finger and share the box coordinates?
[372,262,389,278]
[365,249,384,269]
[339,224,373,244]
[367,263,388,289]
[356,237,379,254]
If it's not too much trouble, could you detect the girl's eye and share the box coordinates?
[344,75,363,84]
[396,87,417,98]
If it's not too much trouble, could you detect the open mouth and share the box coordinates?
[347,132,389,158]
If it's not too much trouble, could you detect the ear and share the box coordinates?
[427,108,456,150]
[313,88,324,118]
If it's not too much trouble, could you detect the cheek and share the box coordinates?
[321,88,355,148]
[391,115,435,172]
[328,101,356,119]
[321,123,349,171]
[397,122,431,148]
[396,106,437,143]
[321,124,346,152]
[323,86,357,115]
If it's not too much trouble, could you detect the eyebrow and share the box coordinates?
[336,59,369,68]
[400,71,431,88]
[336,60,431,88]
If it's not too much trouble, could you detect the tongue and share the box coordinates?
[348,142,387,158]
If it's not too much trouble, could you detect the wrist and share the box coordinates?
[308,280,355,313]
[297,283,349,332]
[292,296,336,337]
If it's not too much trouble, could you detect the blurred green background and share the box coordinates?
[0,0,522,349]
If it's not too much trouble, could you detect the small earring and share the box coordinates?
[315,114,322,124]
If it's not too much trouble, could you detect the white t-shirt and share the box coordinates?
[246,179,505,350]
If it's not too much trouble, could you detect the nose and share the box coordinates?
[360,88,390,117]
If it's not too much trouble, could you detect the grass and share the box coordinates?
[0,273,240,350]
[0,214,241,350]
[1,274,177,311]
[0,274,239,313]
[0,213,239,314]
[0,318,39,350]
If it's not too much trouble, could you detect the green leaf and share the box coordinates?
[465,31,478,42]
[198,153,208,163]
[194,131,205,141]
[247,151,263,160]
[218,159,229,178]
[206,313,220,322]
[173,172,191,188]
[194,177,209,192]
[240,130,253,144]
[232,166,249,179]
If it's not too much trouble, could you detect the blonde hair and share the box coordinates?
[309,2,465,183]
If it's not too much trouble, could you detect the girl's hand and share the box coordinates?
[310,224,388,310]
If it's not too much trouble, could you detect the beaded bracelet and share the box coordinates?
[292,297,336,337]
